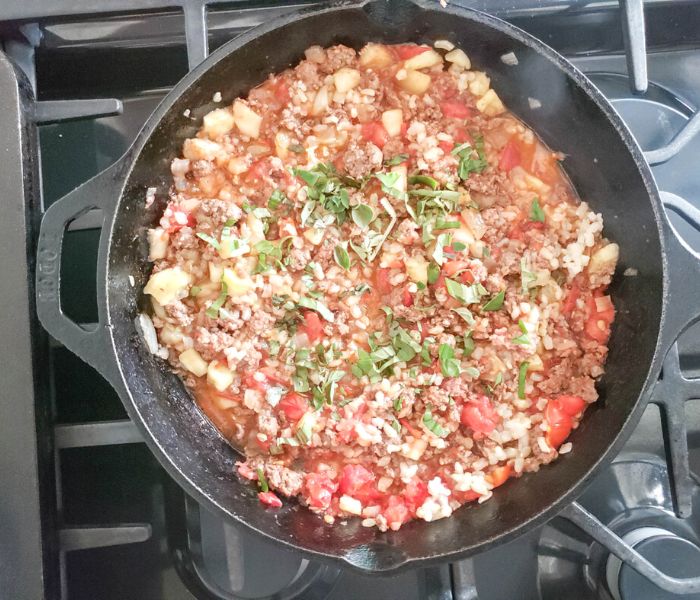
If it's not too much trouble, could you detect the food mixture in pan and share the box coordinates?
[142,41,619,531]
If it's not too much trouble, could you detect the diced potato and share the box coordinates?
[397,70,431,95]
[333,68,361,93]
[528,354,544,371]
[303,228,325,245]
[202,108,235,139]
[310,85,330,117]
[434,39,455,51]
[406,255,429,285]
[222,267,254,296]
[476,89,506,116]
[209,262,224,283]
[274,131,290,159]
[338,495,363,515]
[144,267,191,306]
[445,48,471,70]
[245,213,266,244]
[226,156,249,176]
[460,209,487,240]
[469,71,491,97]
[359,43,394,69]
[401,438,428,460]
[391,164,408,194]
[147,228,169,261]
[207,360,234,392]
[452,226,475,247]
[182,138,223,161]
[160,324,183,346]
[403,48,443,71]
[589,243,619,276]
[232,100,262,139]
[381,108,403,137]
[179,348,208,377]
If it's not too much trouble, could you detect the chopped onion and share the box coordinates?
[528,97,542,110]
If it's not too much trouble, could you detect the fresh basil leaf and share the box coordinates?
[351,204,374,229]
[438,343,461,377]
[206,281,228,319]
[463,332,475,357]
[333,244,351,271]
[445,278,484,304]
[257,468,269,493]
[518,361,529,399]
[530,197,545,223]
[422,406,449,437]
[298,297,335,322]
[463,366,480,378]
[482,290,505,311]
[408,174,438,189]
[384,153,409,167]
[452,307,475,325]
[197,232,220,250]
[427,262,440,284]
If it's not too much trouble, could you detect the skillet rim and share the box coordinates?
[102,0,669,572]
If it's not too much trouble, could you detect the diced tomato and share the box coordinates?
[545,398,573,449]
[557,394,586,417]
[488,464,512,488]
[272,78,290,104]
[453,127,471,144]
[375,268,393,296]
[439,140,453,154]
[258,491,283,508]
[402,288,414,307]
[360,121,389,148]
[459,490,481,503]
[562,283,581,316]
[394,44,430,60]
[237,462,258,480]
[441,101,472,119]
[245,157,272,184]
[460,395,498,435]
[400,419,424,439]
[442,260,469,277]
[400,121,409,139]
[498,138,521,171]
[403,478,429,509]
[278,392,307,422]
[256,436,272,451]
[300,311,324,343]
[305,473,338,509]
[585,294,615,343]
[243,373,268,393]
[384,495,410,528]
[338,464,375,496]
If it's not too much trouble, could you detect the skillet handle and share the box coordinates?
[35,161,123,387]
[657,191,700,356]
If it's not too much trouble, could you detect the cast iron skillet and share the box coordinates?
[35,0,700,573]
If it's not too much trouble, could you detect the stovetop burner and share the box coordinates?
[3,2,700,599]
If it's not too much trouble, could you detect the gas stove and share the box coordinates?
[1,1,700,599]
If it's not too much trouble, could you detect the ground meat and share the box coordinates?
[341,140,383,179]
[144,41,617,532]
[320,44,356,73]
[287,247,311,271]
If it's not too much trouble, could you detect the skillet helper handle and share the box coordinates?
[561,503,700,594]
[35,162,121,387]
[658,191,700,355]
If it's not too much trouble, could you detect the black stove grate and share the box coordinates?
[2,1,700,599]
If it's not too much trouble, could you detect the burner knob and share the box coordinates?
[605,526,700,600]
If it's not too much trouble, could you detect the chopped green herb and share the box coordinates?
[189,286,201,297]
[463,332,475,357]
[422,406,449,437]
[391,418,402,433]
[427,262,440,285]
[452,307,475,325]
[453,135,488,180]
[374,171,406,200]
[384,153,409,167]
[463,366,480,378]
[482,290,505,311]
[298,297,335,322]
[530,197,545,223]
[445,278,485,304]
[257,468,269,493]
[205,282,228,319]
[512,319,530,345]
[521,258,537,294]
[393,396,403,411]
[518,361,529,399]
[438,343,461,377]
[351,203,374,229]
[494,372,503,387]
[296,413,314,444]
[435,219,461,230]
[196,232,220,250]
[333,244,351,271]
[451,241,467,251]
[408,188,461,202]
[483,246,491,258]
[294,163,360,227]
[268,189,286,210]
[408,174,438,189]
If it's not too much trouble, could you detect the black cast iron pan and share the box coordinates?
[35,0,700,573]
